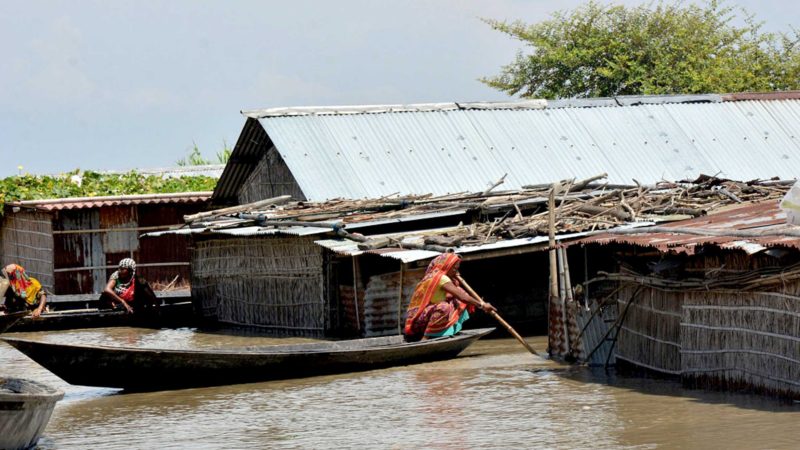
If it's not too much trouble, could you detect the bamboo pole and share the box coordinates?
[548,183,559,356]
[456,275,544,358]
[184,195,292,222]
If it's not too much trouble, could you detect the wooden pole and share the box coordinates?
[183,195,292,222]
[548,183,559,355]
[456,275,543,358]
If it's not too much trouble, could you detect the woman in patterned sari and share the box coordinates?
[1,263,48,318]
[403,253,495,341]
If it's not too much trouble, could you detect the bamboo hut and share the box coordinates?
[570,200,800,398]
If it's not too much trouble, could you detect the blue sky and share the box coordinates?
[1,0,797,177]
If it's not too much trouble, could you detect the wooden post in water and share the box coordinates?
[548,183,560,356]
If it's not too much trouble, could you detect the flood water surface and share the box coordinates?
[1,327,798,449]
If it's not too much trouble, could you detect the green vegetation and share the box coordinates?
[176,142,232,166]
[482,0,800,98]
[0,170,218,212]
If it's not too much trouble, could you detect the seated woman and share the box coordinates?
[1,263,48,318]
[99,258,157,313]
[403,253,495,341]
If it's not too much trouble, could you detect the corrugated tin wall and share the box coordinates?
[0,211,54,291]
[361,267,425,337]
[191,236,325,337]
[255,100,800,201]
[53,209,105,294]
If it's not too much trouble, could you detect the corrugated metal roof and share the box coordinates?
[9,192,213,211]
[575,200,800,254]
[221,95,800,202]
[101,165,226,179]
[142,210,464,239]
[315,222,655,263]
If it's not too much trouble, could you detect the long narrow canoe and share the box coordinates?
[2,328,494,392]
[9,301,196,332]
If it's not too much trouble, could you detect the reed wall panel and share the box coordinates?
[615,286,683,374]
[191,236,324,336]
[0,211,54,291]
[681,287,800,397]
[238,146,305,204]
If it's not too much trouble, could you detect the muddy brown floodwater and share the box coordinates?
[1,327,798,449]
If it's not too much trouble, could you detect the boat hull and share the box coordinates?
[0,378,64,450]
[0,312,28,334]
[8,301,197,332]
[2,328,494,392]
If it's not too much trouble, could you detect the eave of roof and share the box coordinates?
[8,192,213,211]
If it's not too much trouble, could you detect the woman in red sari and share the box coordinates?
[403,253,495,341]
[100,258,157,313]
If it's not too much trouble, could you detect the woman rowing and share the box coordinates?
[403,253,496,341]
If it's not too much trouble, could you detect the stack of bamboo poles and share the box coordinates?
[183,174,794,253]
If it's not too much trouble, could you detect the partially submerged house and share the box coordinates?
[152,91,800,397]
[149,177,790,344]
[565,200,800,398]
[0,192,212,306]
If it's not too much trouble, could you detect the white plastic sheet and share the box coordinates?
[780,181,800,225]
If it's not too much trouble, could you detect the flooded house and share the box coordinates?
[155,91,800,397]
[563,200,800,398]
[0,191,212,308]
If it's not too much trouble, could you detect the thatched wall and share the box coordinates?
[615,286,683,375]
[579,247,800,398]
[238,146,305,204]
[191,235,325,336]
[681,287,800,397]
[0,211,54,291]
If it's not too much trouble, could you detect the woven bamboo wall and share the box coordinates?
[238,146,305,204]
[615,285,683,374]
[0,211,54,291]
[191,236,325,336]
[681,286,800,397]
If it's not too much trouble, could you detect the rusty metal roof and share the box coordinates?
[9,192,213,211]
[575,200,800,254]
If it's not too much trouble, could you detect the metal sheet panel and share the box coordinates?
[253,99,800,201]
[11,192,212,211]
[576,200,800,254]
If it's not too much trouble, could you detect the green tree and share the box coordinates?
[482,1,800,98]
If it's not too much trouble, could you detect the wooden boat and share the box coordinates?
[0,311,28,334]
[8,301,197,332]
[2,328,494,392]
[0,377,64,450]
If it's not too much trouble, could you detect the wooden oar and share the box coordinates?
[456,275,543,358]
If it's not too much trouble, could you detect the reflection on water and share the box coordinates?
[1,328,798,449]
